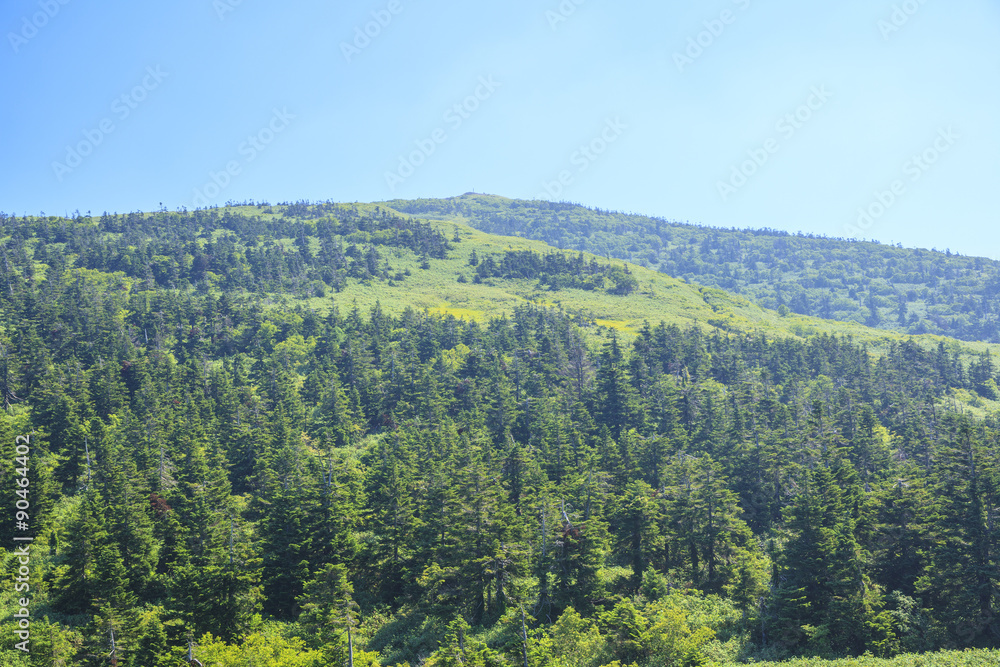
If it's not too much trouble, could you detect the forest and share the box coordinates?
[384,195,1000,344]
[2,203,1000,666]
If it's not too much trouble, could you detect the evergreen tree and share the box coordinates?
[610,480,658,591]
[917,415,1000,645]
[594,333,642,439]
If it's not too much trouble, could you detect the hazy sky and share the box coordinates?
[3,0,998,258]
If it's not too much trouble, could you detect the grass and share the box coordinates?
[715,649,1000,667]
[310,209,1000,363]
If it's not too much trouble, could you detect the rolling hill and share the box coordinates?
[381,194,1000,344]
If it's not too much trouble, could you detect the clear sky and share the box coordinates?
[2,0,998,259]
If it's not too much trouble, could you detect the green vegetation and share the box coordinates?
[383,194,1000,344]
[718,649,1000,667]
[1,202,1000,666]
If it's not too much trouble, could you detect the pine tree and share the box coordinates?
[594,333,642,439]
[871,470,931,597]
[773,453,890,655]
[917,415,1000,645]
[553,499,609,616]
[298,562,360,656]
[365,434,420,601]
[610,480,658,591]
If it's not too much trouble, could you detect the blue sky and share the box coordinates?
[2,0,998,259]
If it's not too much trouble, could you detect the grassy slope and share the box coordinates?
[379,193,1000,345]
[342,204,998,356]
[715,649,1000,667]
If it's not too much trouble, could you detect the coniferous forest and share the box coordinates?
[2,203,1000,666]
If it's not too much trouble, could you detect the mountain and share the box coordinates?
[382,194,1000,344]
[2,201,1000,666]
[14,201,994,366]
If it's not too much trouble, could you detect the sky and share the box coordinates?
[2,0,998,259]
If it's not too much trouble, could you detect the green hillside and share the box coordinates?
[3,202,1000,666]
[14,201,996,362]
[6,201,996,410]
[382,194,1000,344]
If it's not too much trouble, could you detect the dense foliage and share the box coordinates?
[385,195,1000,343]
[0,203,449,300]
[471,249,638,295]
[2,204,1000,665]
